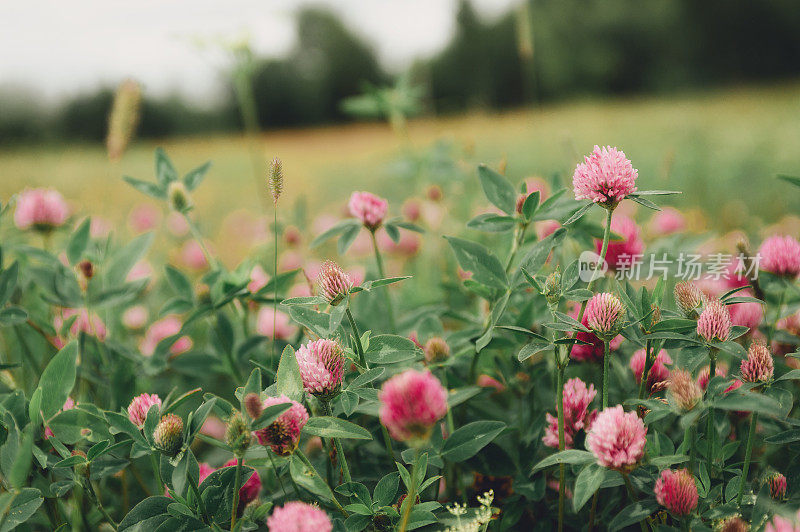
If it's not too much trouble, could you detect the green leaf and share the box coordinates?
[477,164,517,215]
[105,232,155,286]
[199,465,254,526]
[365,335,419,365]
[0,488,43,532]
[441,421,505,461]
[573,464,614,512]
[518,341,552,362]
[183,161,211,191]
[373,472,400,507]
[563,203,593,225]
[531,450,595,474]
[466,214,516,233]
[276,345,303,400]
[118,496,172,531]
[338,224,361,254]
[251,403,292,430]
[289,454,333,501]
[629,195,660,211]
[304,416,373,440]
[516,228,567,278]
[444,236,507,290]
[714,391,783,417]
[348,367,385,389]
[66,218,91,265]
[608,501,658,531]
[37,341,79,419]
[0,262,19,307]
[778,174,800,188]
[311,219,361,248]
[123,176,165,199]
[521,191,540,222]
[154,147,178,186]
[164,265,193,300]
[494,325,548,342]
[0,307,27,326]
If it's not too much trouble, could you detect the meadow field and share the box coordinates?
[3,81,800,247]
[3,80,800,532]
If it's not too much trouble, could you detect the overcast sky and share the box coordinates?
[2,0,517,104]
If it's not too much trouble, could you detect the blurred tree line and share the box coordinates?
[2,0,799,144]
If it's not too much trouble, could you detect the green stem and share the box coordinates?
[183,213,219,270]
[87,481,117,530]
[188,474,211,524]
[345,307,366,367]
[273,207,279,360]
[345,307,394,461]
[767,287,787,345]
[556,360,566,532]
[231,457,242,529]
[504,221,528,274]
[266,451,289,501]
[638,340,653,400]
[370,229,396,332]
[602,340,611,409]
[706,349,717,477]
[296,449,349,517]
[587,491,599,531]
[566,207,614,362]
[150,454,164,494]
[322,401,352,483]
[622,474,649,532]
[737,411,759,506]
[398,448,420,532]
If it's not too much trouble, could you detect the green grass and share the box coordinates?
[2,81,799,245]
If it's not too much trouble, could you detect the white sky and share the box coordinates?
[1,0,518,105]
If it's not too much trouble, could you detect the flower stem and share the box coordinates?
[322,401,352,483]
[370,229,396,331]
[622,474,649,532]
[150,453,164,494]
[767,286,787,345]
[706,348,717,477]
[183,213,219,270]
[638,340,653,400]
[87,480,118,530]
[602,340,611,409]
[504,221,528,274]
[566,207,614,362]
[398,448,420,532]
[737,411,759,506]
[273,207,279,360]
[230,457,242,529]
[266,451,289,501]
[556,359,566,532]
[345,306,395,460]
[345,307,366,367]
[296,449,349,517]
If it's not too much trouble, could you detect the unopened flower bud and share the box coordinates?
[674,282,705,319]
[668,370,702,412]
[318,261,352,306]
[741,342,774,384]
[153,413,184,457]
[195,283,211,304]
[244,393,263,420]
[585,293,625,340]
[423,337,450,363]
[719,516,748,532]
[543,271,562,306]
[768,472,787,500]
[697,298,731,343]
[72,450,90,478]
[268,157,283,205]
[168,181,191,212]
[78,260,94,280]
[225,412,251,457]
